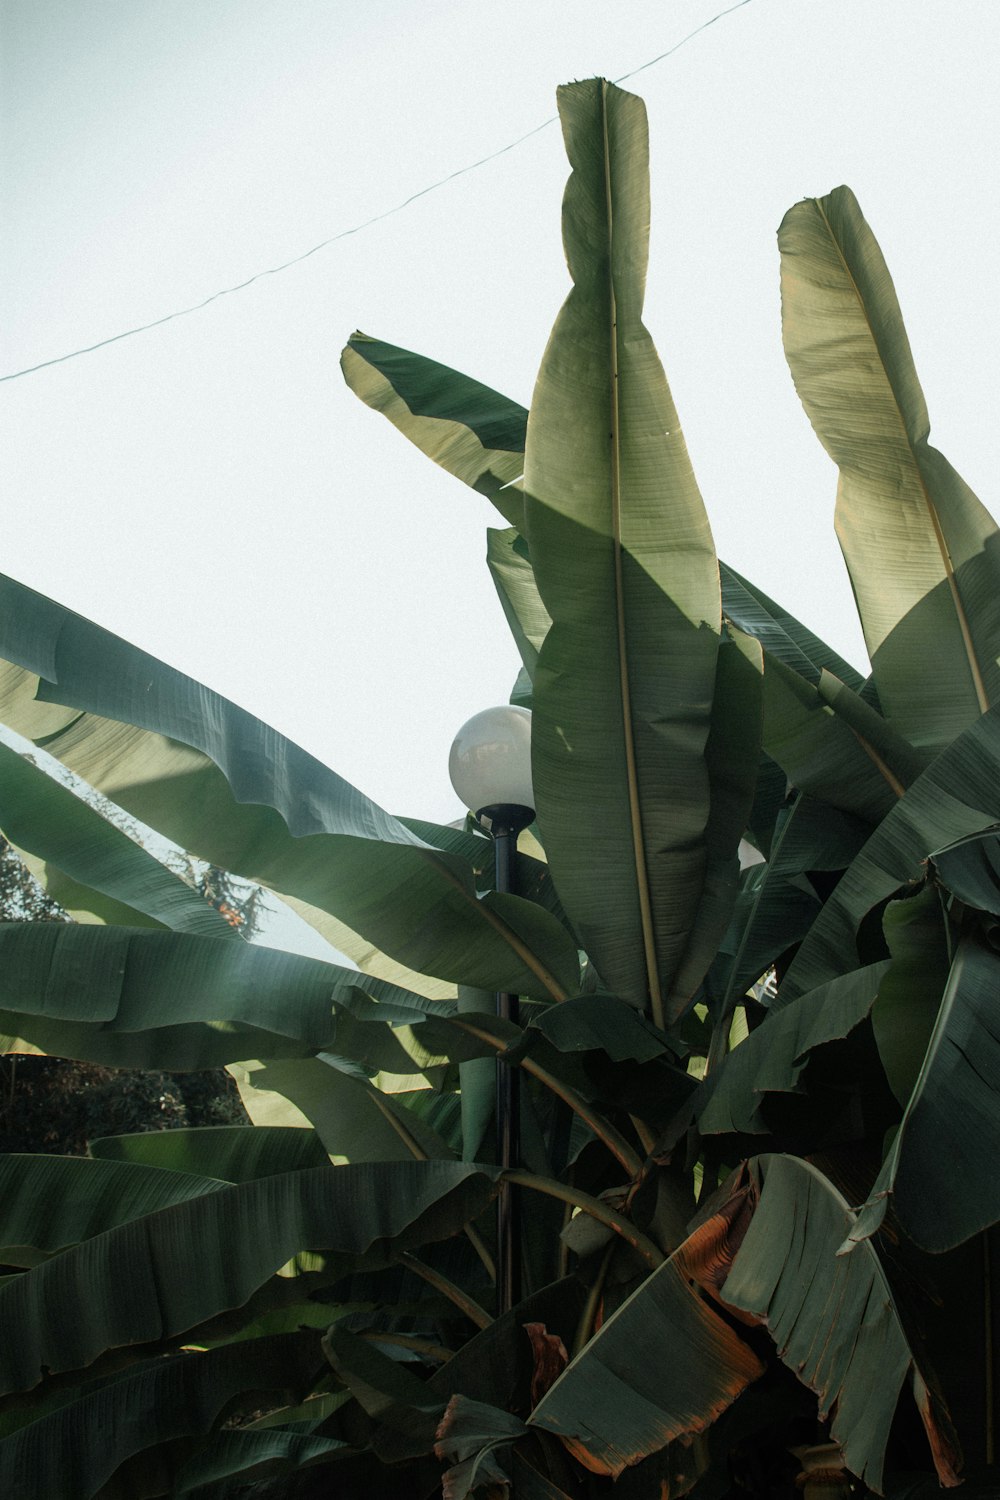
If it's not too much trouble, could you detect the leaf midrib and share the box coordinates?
[601,81,664,1029]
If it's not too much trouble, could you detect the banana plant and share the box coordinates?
[1,75,1000,1500]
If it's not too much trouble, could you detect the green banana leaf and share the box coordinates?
[698,960,891,1135]
[0,737,244,936]
[850,930,1000,1253]
[758,653,921,824]
[0,1159,499,1396]
[173,1427,347,1498]
[869,885,950,1109]
[238,1056,457,1164]
[341,332,526,530]
[0,921,471,1072]
[720,562,866,690]
[780,705,1000,1001]
[779,186,1000,754]
[931,825,1000,915]
[723,1156,961,1491]
[0,1332,329,1500]
[0,575,580,1002]
[523,80,722,1026]
[88,1125,329,1180]
[671,629,762,1011]
[0,1153,227,1266]
[703,794,871,1015]
[486,527,550,681]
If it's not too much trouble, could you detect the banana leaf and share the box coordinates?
[523,80,722,1026]
[0,576,580,1002]
[0,921,464,1072]
[0,1159,499,1395]
[780,705,1000,1001]
[850,930,1000,1253]
[723,1155,961,1491]
[0,1153,227,1267]
[0,1332,329,1500]
[486,527,550,681]
[238,1056,458,1164]
[0,737,238,936]
[88,1125,329,1180]
[720,562,866,689]
[779,186,1000,755]
[528,1173,765,1474]
[341,332,526,530]
[758,654,921,824]
[698,960,891,1135]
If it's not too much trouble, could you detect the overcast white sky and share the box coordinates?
[3,0,998,823]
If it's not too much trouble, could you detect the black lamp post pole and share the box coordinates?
[481,803,532,1316]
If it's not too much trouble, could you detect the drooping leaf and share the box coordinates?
[529,1174,764,1475]
[723,1155,961,1491]
[172,1426,348,1498]
[779,185,1000,754]
[0,920,464,1072]
[780,705,1000,1001]
[0,1160,499,1396]
[0,1153,227,1267]
[0,737,238,936]
[341,332,527,530]
[88,1125,329,1181]
[0,1332,327,1500]
[239,1056,457,1164]
[524,79,721,1026]
[850,931,1000,1253]
[0,575,580,1001]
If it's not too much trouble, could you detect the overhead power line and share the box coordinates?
[1,0,753,385]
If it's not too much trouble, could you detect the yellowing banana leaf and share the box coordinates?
[780,705,1000,1001]
[0,575,579,1001]
[523,80,721,1026]
[341,332,527,530]
[779,186,1000,755]
[850,930,1000,1254]
[0,1159,499,1397]
[529,1174,764,1475]
[723,1156,961,1491]
[0,737,238,936]
[0,1332,330,1500]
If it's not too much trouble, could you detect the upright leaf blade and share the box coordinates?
[779,186,1000,753]
[524,79,721,1023]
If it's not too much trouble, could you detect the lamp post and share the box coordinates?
[449,705,534,1315]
